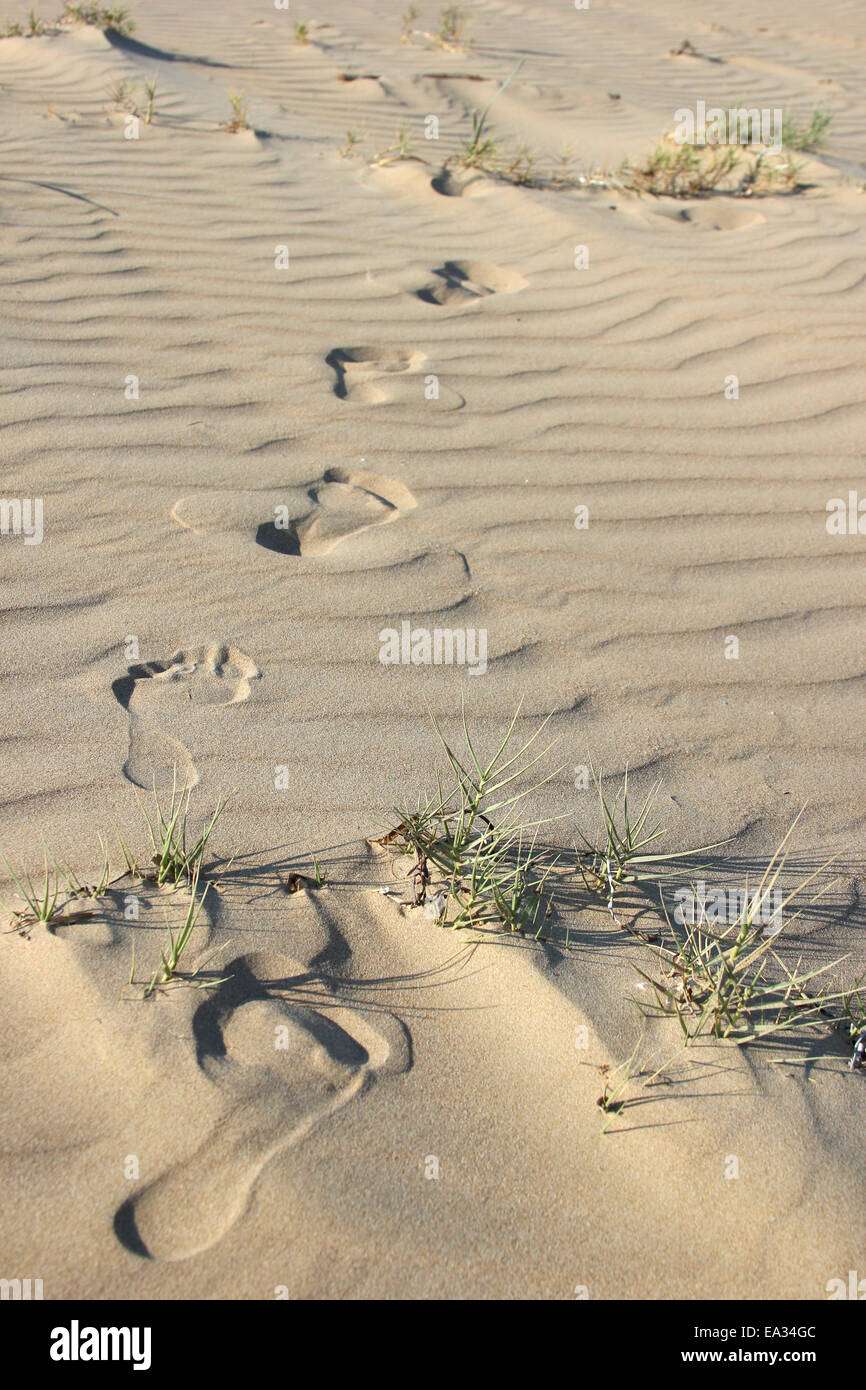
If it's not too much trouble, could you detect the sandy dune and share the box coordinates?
[0,0,865,1300]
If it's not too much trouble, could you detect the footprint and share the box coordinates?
[115,969,410,1261]
[256,466,417,557]
[678,202,766,231]
[430,168,486,197]
[325,345,426,402]
[112,643,260,789]
[417,259,526,305]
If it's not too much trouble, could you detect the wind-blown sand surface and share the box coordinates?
[0,0,865,1300]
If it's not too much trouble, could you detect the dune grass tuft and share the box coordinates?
[620,140,740,197]
[573,768,731,924]
[401,4,419,42]
[371,127,427,166]
[436,4,469,51]
[782,108,831,152]
[222,90,249,133]
[632,823,844,1043]
[339,129,365,158]
[381,704,561,935]
[135,773,227,888]
[595,1038,676,1134]
[1,851,61,928]
[63,2,134,35]
[142,74,156,124]
[108,76,136,110]
[142,869,209,994]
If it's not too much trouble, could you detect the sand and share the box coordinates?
[0,0,864,1300]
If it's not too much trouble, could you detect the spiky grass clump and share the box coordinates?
[595,1038,676,1134]
[143,869,209,994]
[127,868,228,998]
[454,107,499,171]
[401,3,419,41]
[108,77,137,111]
[782,108,831,152]
[620,140,740,197]
[382,706,560,935]
[143,74,156,124]
[838,979,866,1043]
[53,837,112,899]
[633,824,843,1044]
[573,769,727,922]
[339,129,365,158]
[63,2,134,34]
[135,774,226,888]
[222,91,249,133]
[436,4,469,51]
[293,20,309,45]
[1,851,61,928]
[737,149,803,196]
[371,127,426,166]
[449,58,523,173]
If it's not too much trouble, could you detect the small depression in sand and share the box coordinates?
[417,259,527,304]
[679,201,766,230]
[325,345,426,401]
[113,644,260,789]
[430,168,487,197]
[173,467,417,559]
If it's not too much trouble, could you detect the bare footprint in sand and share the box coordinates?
[112,643,260,789]
[417,259,527,305]
[115,959,410,1261]
[173,467,417,559]
[325,345,426,402]
[257,466,417,557]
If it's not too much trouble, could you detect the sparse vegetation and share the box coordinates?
[633,827,844,1044]
[126,867,228,998]
[142,869,210,994]
[501,141,537,186]
[293,20,309,45]
[782,108,831,151]
[441,60,586,190]
[551,144,578,187]
[143,74,156,124]
[338,129,365,158]
[53,837,112,899]
[1,851,61,928]
[375,708,853,1074]
[573,769,728,922]
[135,774,227,888]
[595,1039,675,1134]
[619,140,741,197]
[400,4,471,52]
[436,4,469,51]
[108,76,137,111]
[379,705,560,936]
[401,3,419,42]
[371,127,427,166]
[222,90,249,133]
[1,2,133,37]
[737,149,803,196]
[838,978,866,1044]
[63,2,135,35]
[449,60,522,173]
